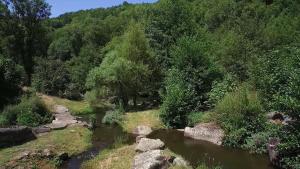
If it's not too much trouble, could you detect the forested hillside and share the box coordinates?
[0,0,299,168]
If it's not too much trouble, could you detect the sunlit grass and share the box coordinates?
[121,109,165,133]
[40,94,93,115]
[0,126,92,167]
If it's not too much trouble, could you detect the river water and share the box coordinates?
[63,112,274,169]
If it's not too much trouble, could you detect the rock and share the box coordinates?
[135,138,165,152]
[0,126,36,148]
[45,123,67,130]
[136,135,146,143]
[132,125,152,136]
[42,149,53,157]
[32,127,51,134]
[173,157,189,167]
[184,123,224,145]
[132,150,169,169]
[54,105,69,113]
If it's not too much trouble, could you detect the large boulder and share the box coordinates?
[184,123,224,145]
[132,125,152,136]
[132,150,169,169]
[0,126,36,148]
[135,138,165,152]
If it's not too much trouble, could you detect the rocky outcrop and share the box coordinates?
[135,138,165,152]
[132,125,153,136]
[133,150,169,169]
[132,137,189,169]
[0,126,36,148]
[184,123,224,145]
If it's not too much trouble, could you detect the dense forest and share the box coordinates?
[0,0,299,168]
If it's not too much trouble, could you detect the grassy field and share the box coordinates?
[121,109,165,133]
[0,126,92,168]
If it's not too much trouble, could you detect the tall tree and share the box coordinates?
[1,0,50,84]
[86,23,157,108]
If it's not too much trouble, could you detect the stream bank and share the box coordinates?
[64,109,274,169]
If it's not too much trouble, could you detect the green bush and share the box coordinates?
[160,69,193,128]
[208,74,237,108]
[102,107,124,125]
[242,123,281,154]
[160,36,221,128]
[0,96,52,127]
[215,85,265,147]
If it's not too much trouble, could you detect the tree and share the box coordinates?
[0,55,24,109]
[1,0,51,84]
[86,23,157,108]
[160,36,221,128]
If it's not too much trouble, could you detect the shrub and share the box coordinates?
[160,70,193,128]
[160,36,221,128]
[102,107,124,125]
[208,74,237,108]
[215,85,265,147]
[242,123,281,154]
[187,111,216,127]
[1,96,52,127]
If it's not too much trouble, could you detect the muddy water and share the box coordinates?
[149,129,273,169]
[62,113,135,169]
[64,112,273,169]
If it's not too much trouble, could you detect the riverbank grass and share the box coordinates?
[40,94,93,115]
[121,109,165,132]
[0,126,92,167]
[82,144,192,169]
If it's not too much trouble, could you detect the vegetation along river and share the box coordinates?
[63,112,274,169]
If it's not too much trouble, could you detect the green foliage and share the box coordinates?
[160,36,220,128]
[32,59,71,97]
[1,0,51,83]
[160,69,192,128]
[0,96,52,127]
[242,123,281,154]
[102,107,124,125]
[252,47,300,120]
[87,23,157,108]
[215,85,265,147]
[187,112,204,127]
[208,74,237,108]
[0,55,24,109]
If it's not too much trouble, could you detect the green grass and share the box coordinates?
[0,126,92,167]
[40,95,94,115]
[187,111,217,126]
[121,109,165,133]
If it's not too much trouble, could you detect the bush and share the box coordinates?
[208,74,237,108]
[242,123,281,154]
[102,107,124,125]
[0,96,52,127]
[160,70,193,128]
[187,111,216,127]
[160,36,221,128]
[215,85,265,147]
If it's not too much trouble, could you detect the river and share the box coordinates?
[63,112,274,169]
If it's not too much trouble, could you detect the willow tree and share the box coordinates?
[86,23,157,108]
